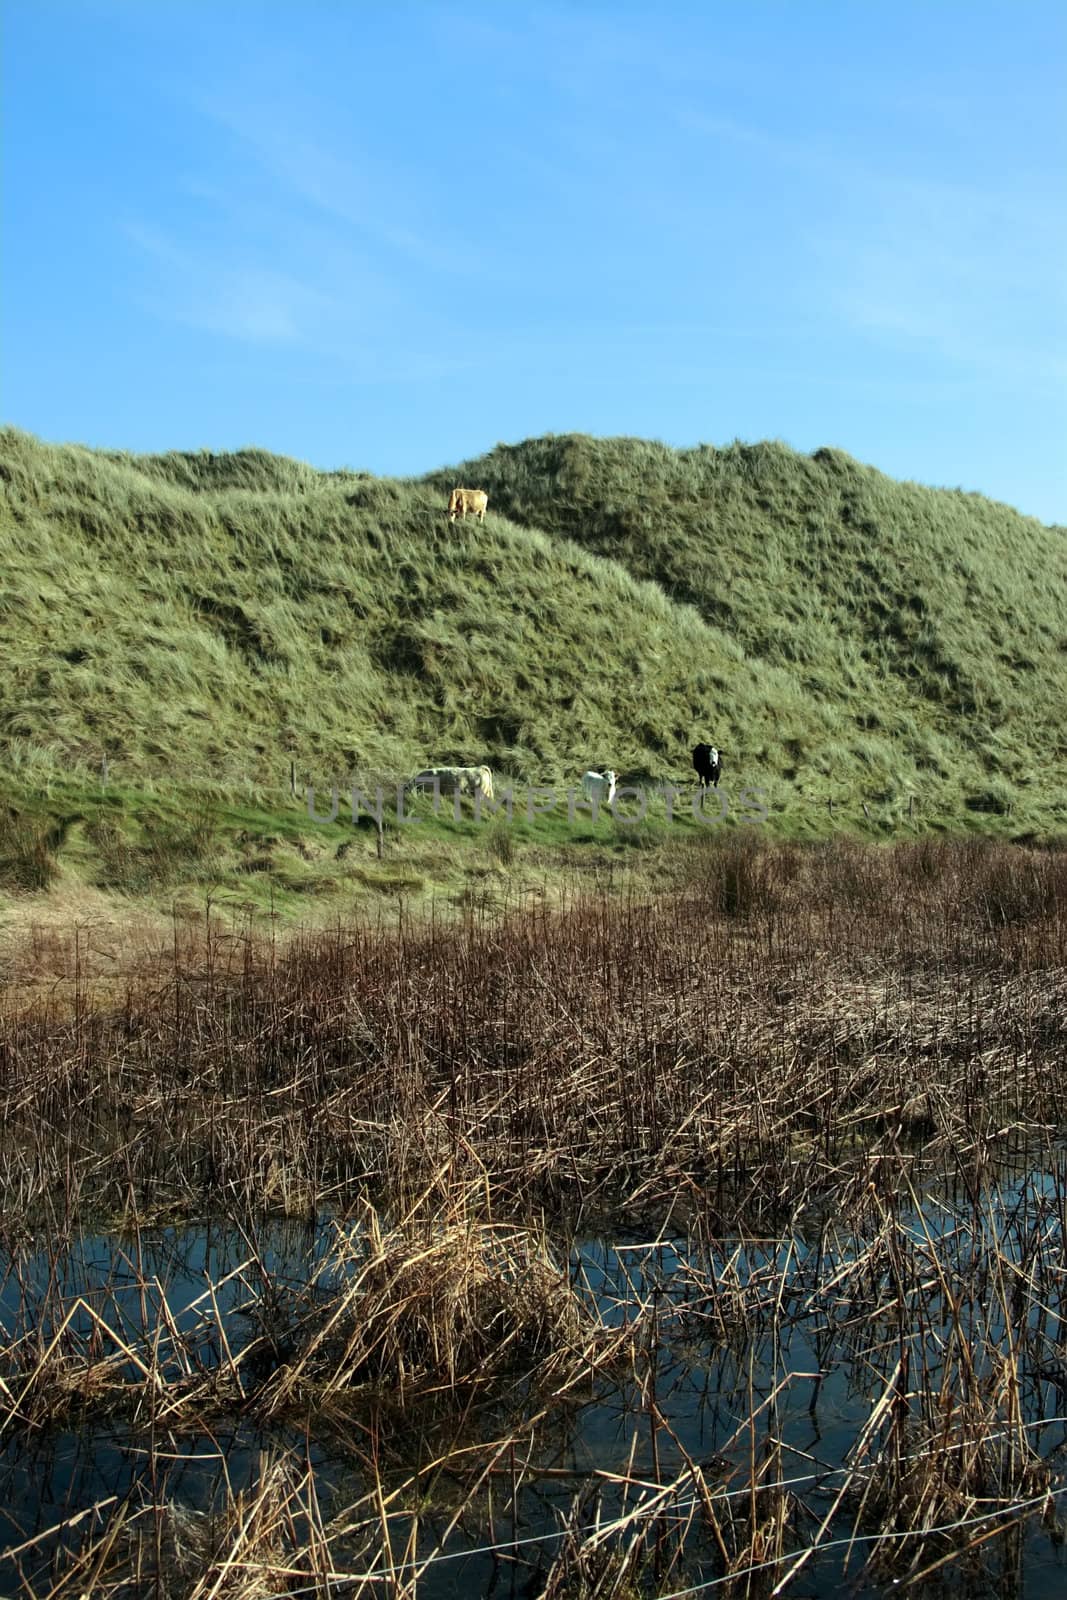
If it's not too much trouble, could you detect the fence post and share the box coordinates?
[101,754,108,788]
[289,761,296,800]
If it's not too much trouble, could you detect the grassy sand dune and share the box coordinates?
[435,433,1067,819]
[1,426,1064,913]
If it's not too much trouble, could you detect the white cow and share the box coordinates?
[580,769,617,807]
[407,764,494,802]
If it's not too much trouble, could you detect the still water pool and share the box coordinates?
[1,1168,1064,1597]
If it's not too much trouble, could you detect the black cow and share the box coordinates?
[692,743,723,789]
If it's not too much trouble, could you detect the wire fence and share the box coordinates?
[62,756,1054,833]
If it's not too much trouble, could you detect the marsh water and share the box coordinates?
[2,1158,1065,1598]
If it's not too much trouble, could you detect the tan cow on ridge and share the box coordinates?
[447,487,489,522]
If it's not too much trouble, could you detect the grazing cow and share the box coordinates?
[407,764,495,802]
[447,487,489,522]
[692,744,723,789]
[580,769,618,807]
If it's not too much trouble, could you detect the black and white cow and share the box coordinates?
[692,743,723,789]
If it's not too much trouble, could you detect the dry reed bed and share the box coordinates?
[0,1189,630,1436]
[0,840,1063,1232]
[2,1171,1064,1596]
[0,840,1065,1595]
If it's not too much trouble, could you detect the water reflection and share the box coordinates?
[0,1159,1064,1598]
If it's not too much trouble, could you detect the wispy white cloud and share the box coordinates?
[677,105,1067,386]
[123,217,487,384]
[124,221,337,344]
[816,174,1067,386]
[123,33,508,362]
[192,91,482,279]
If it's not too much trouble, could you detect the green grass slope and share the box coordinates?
[0,428,787,790]
[433,434,1067,828]
[1,426,1065,855]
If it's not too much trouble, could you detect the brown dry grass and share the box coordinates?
[0,839,1062,1232]
[0,839,1064,1596]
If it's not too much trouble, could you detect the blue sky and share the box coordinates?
[3,0,1065,521]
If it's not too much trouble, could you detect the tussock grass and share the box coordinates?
[435,433,1067,829]
[252,1189,608,1412]
[3,425,1065,852]
[0,1194,615,1446]
[0,811,61,891]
